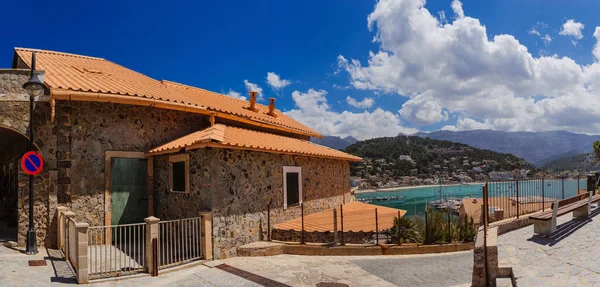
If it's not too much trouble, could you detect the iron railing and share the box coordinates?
[87,222,146,279]
[158,217,202,269]
[485,177,587,222]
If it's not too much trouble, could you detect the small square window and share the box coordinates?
[283,166,302,209]
[169,154,189,193]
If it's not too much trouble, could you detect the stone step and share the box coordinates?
[496,277,514,287]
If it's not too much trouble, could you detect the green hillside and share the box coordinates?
[541,153,598,172]
[345,135,536,178]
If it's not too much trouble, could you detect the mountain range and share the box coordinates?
[412,130,599,167]
[311,135,358,150]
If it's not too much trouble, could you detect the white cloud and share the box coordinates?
[336,0,600,134]
[346,96,375,108]
[593,27,600,61]
[399,93,448,125]
[285,89,417,140]
[528,28,540,37]
[266,72,291,90]
[438,11,447,25]
[226,89,247,100]
[451,0,464,19]
[559,19,584,39]
[542,34,552,44]
[243,80,264,101]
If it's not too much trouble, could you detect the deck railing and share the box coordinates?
[87,223,146,279]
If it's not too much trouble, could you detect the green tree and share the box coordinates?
[391,216,421,244]
[594,141,600,165]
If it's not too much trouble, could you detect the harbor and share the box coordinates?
[355,179,587,217]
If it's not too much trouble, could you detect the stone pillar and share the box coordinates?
[75,222,89,284]
[199,212,213,260]
[144,216,160,274]
[56,206,67,249]
[472,226,499,287]
[62,211,75,260]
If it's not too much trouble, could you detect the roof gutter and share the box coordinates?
[50,89,323,138]
[145,141,363,162]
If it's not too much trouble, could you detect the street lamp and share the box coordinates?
[22,51,47,255]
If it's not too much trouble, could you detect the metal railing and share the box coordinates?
[485,177,587,222]
[87,223,146,279]
[158,217,202,269]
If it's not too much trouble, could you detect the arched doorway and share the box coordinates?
[0,127,29,242]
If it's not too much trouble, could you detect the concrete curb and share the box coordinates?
[237,241,474,257]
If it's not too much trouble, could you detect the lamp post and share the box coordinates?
[22,51,46,255]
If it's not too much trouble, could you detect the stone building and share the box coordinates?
[0,48,361,259]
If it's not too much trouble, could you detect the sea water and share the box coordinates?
[356,180,588,217]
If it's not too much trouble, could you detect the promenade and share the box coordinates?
[498,206,600,286]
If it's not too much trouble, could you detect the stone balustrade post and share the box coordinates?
[56,206,67,249]
[199,212,213,260]
[62,211,75,260]
[75,222,89,284]
[144,216,160,274]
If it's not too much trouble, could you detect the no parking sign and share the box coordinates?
[21,151,44,175]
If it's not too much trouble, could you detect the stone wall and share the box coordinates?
[271,229,376,244]
[0,69,57,248]
[0,70,211,248]
[154,148,352,259]
[61,101,207,227]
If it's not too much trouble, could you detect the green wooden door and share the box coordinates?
[111,158,148,225]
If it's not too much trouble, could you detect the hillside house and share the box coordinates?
[0,48,361,259]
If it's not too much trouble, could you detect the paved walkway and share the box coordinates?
[0,242,473,287]
[223,252,473,287]
[498,206,600,287]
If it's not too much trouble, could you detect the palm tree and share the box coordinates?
[391,216,421,244]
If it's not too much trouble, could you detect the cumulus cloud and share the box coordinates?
[451,0,464,19]
[336,0,600,134]
[226,89,247,100]
[285,89,417,140]
[346,96,375,108]
[399,93,448,125]
[266,72,291,90]
[244,80,264,101]
[559,19,584,39]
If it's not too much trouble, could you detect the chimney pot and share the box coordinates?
[247,91,258,112]
[267,98,277,117]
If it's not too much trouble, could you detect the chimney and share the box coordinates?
[267,98,277,117]
[247,91,258,112]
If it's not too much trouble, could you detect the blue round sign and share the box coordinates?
[21,151,44,175]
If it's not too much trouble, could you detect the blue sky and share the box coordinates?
[3,0,600,139]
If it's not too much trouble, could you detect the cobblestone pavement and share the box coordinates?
[498,206,600,287]
[222,252,474,287]
[0,242,473,287]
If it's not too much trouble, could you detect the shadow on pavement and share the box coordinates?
[528,206,600,247]
[46,248,77,284]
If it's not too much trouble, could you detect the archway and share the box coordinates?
[0,126,29,241]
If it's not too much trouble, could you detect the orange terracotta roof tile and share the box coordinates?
[274,201,407,232]
[14,47,321,137]
[146,124,362,161]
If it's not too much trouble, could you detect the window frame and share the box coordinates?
[283,166,302,209]
[168,154,190,193]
